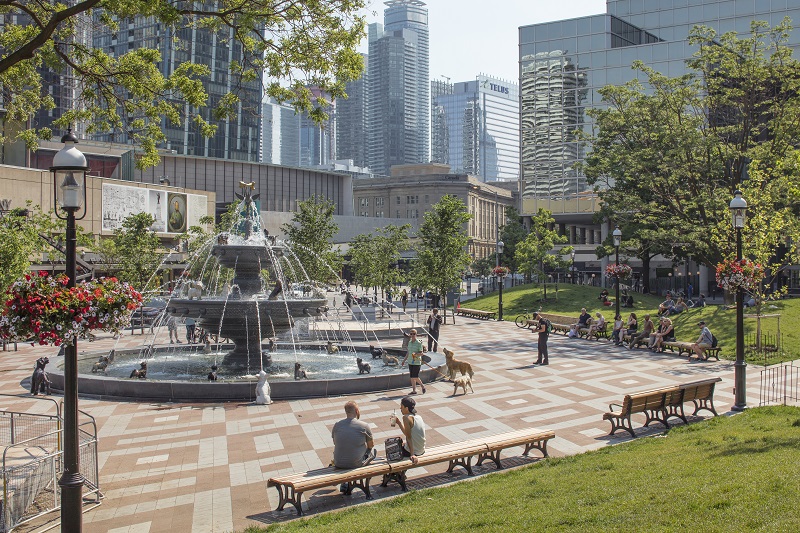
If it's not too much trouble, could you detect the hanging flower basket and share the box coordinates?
[0,271,142,347]
[716,258,764,293]
[492,266,510,278]
[605,263,633,280]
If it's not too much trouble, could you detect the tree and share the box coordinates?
[281,196,342,285]
[410,195,472,309]
[0,1,366,167]
[348,224,410,301]
[515,208,571,300]
[582,20,800,293]
[99,212,163,293]
[499,206,528,278]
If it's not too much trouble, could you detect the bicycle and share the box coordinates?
[514,309,533,328]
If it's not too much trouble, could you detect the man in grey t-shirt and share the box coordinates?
[332,401,376,493]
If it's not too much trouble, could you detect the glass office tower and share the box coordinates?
[336,54,369,169]
[519,0,800,216]
[432,75,520,182]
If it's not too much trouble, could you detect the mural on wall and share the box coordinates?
[102,183,207,234]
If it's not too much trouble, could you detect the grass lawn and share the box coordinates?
[458,283,798,366]
[245,406,800,532]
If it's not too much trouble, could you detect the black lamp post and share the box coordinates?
[51,128,89,533]
[570,250,576,284]
[496,240,504,320]
[613,226,622,319]
[730,190,748,411]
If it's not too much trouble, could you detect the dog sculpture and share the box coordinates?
[267,338,276,352]
[30,357,51,395]
[294,362,307,380]
[92,356,111,373]
[207,365,218,381]
[186,280,203,300]
[382,351,399,366]
[326,341,340,354]
[202,339,212,354]
[443,348,474,381]
[356,357,371,374]
[129,361,147,379]
[452,375,474,396]
[255,370,272,404]
[369,344,386,359]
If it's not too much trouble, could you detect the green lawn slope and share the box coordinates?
[459,283,798,366]
[246,406,800,532]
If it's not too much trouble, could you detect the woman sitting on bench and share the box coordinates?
[650,317,675,352]
[586,312,607,340]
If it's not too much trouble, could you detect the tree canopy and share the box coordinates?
[0,0,366,167]
[582,19,800,288]
[348,224,410,300]
[281,195,342,284]
[515,208,571,298]
[97,212,163,292]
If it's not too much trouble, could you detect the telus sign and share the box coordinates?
[488,83,509,94]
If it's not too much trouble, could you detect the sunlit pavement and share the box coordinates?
[1,315,760,532]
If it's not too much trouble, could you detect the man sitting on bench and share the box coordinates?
[332,400,377,492]
[569,308,591,337]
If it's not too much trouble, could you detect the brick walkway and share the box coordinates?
[1,317,760,533]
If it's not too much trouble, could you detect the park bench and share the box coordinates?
[660,340,721,360]
[267,427,554,515]
[535,313,574,335]
[603,377,722,437]
[579,323,609,340]
[455,307,497,320]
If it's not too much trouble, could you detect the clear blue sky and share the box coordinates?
[359,0,606,84]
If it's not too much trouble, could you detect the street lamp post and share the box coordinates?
[730,190,748,411]
[613,226,622,319]
[570,250,576,284]
[51,128,89,532]
[496,240,504,320]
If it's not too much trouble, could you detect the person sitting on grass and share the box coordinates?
[658,293,674,316]
[690,321,714,361]
[628,314,654,349]
[664,297,689,317]
[569,308,592,338]
[586,312,607,340]
[598,289,609,303]
[651,317,675,352]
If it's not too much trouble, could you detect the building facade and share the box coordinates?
[366,1,430,176]
[335,54,369,169]
[262,99,301,167]
[431,75,519,182]
[352,163,515,260]
[92,14,262,161]
[519,0,800,218]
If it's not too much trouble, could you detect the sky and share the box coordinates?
[359,0,607,84]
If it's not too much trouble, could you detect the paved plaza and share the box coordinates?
[1,315,761,533]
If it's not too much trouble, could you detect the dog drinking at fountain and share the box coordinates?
[443,347,475,381]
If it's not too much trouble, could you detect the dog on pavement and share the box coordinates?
[443,347,474,381]
[356,357,371,374]
[452,375,474,396]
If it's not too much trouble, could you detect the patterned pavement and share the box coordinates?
[1,316,761,533]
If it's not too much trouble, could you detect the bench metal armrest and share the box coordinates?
[608,403,622,412]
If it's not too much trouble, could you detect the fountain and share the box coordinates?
[45,182,446,402]
[165,182,327,364]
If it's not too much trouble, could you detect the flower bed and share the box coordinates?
[605,263,633,279]
[0,272,142,346]
[716,258,764,293]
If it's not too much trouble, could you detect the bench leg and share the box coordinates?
[273,484,304,516]
[523,438,549,458]
[447,456,475,475]
[643,408,670,429]
[346,477,374,500]
[693,398,718,417]
[476,450,502,470]
[606,415,636,438]
[666,404,688,425]
[381,471,408,492]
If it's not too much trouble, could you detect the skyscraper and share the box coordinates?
[431,75,520,182]
[366,1,430,176]
[335,54,369,169]
[93,16,262,161]
[261,99,301,167]
[519,0,800,216]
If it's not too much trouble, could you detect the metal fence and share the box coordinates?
[1,400,101,533]
[758,362,800,407]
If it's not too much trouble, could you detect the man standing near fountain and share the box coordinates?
[331,400,377,493]
[402,329,426,395]
[426,308,443,352]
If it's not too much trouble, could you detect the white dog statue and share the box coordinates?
[255,370,272,405]
[186,280,203,300]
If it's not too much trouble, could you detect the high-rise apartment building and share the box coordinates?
[93,16,262,161]
[431,75,519,182]
[261,99,301,167]
[366,1,430,176]
[519,0,800,216]
[335,54,369,169]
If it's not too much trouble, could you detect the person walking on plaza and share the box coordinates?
[426,308,443,352]
[401,329,426,395]
[532,312,550,365]
[331,400,377,493]
[390,396,427,464]
[401,289,409,312]
[185,317,196,344]
[166,315,180,344]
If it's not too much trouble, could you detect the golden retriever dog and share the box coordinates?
[443,347,474,381]
[452,375,474,396]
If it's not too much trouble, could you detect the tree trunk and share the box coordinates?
[642,256,652,294]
